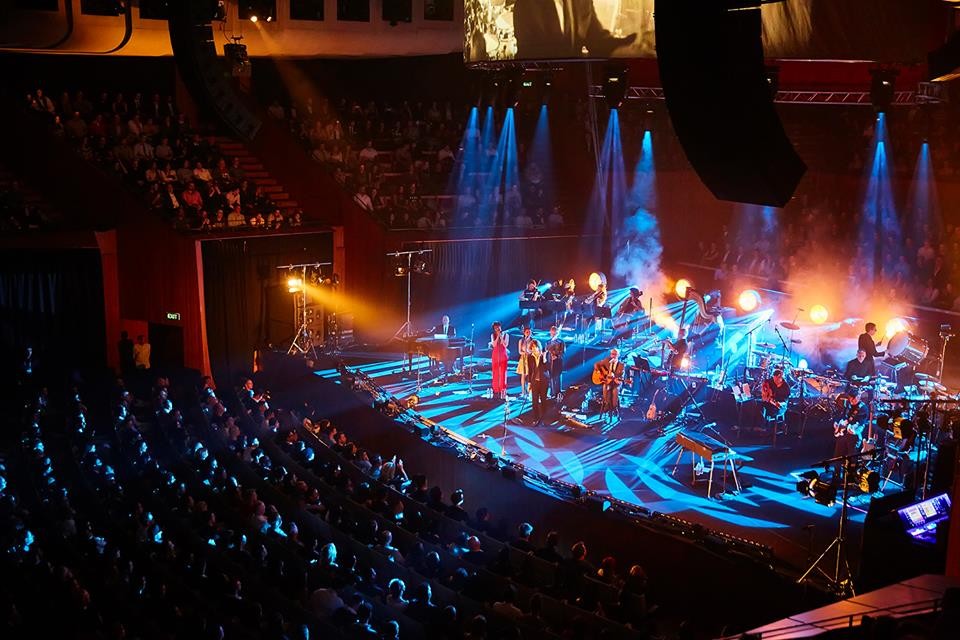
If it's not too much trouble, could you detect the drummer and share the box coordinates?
[858,322,885,362]
[844,349,875,383]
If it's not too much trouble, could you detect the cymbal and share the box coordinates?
[791,338,802,344]
[793,368,814,376]
[755,342,775,349]
[780,321,800,331]
[915,372,936,382]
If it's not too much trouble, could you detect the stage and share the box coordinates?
[310,327,905,579]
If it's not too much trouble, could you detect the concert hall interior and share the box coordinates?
[4,2,960,639]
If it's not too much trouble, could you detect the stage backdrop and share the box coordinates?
[0,248,106,379]
[201,233,333,384]
[464,0,939,63]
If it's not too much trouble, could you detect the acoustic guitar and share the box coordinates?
[592,364,623,386]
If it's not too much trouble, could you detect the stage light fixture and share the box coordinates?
[885,317,908,339]
[403,394,420,409]
[795,470,837,506]
[738,289,761,312]
[287,277,303,293]
[603,64,628,109]
[674,278,691,299]
[249,14,258,22]
[870,68,899,112]
[588,272,607,291]
[798,358,809,370]
[411,253,432,276]
[809,305,829,325]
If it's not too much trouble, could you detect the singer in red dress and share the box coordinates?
[490,321,510,399]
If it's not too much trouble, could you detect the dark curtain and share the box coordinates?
[0,248,105,379]
[202,233,333,384]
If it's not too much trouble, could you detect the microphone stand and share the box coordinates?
[467,323,475,395]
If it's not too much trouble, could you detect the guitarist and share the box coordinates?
[593,348,625,421]
[760,369,790,423]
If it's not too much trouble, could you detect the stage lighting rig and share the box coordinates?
[870,67,899,112]
[277,261,331,357]
[603,64,628,110]
[674,278,691,300]
[240,1,276,23]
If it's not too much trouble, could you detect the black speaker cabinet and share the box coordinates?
[654,0,805,207]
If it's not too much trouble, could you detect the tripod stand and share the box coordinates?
[277,262,331,359]
[388,249,433,377]
[796,451,871,596]
[389,249,433,341]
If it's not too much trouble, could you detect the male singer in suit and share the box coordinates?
[514,0,637,60]
[594,348,625,422]
[528,341,550,425]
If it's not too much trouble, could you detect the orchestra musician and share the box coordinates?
[613,287,644,341]
[520,279,541,327]
[489,322,509,400]
[528,341,549,425]
[760,369,791,423]
[585,282,608,339]
[594,348,625,421]
[516,325,536,399]
[560,278,577,328]
[545,325,566,399]
[859,322,886,361]
[664,327,688,370]
[833,392,868,475]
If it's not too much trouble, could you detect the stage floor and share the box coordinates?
[317,344,893,576]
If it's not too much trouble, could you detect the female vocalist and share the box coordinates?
[490,321,510,400]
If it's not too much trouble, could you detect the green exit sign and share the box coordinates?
[166,312,181,321]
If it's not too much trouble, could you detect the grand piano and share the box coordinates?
[405,334,472,374]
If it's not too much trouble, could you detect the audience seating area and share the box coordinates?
[0,164,56,232]
[1,361,655,640]
[22,88,308,233]
[268,97,567,231]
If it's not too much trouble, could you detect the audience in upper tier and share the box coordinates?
[0,173,51,232]
[23,87,308,234]
[268,95,572,231]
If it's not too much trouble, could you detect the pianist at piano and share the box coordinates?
[429,315,456,337]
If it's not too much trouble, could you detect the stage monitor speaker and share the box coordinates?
[654,0,806,207]
[167,3,261,140]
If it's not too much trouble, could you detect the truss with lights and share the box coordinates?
[588,85,919,106]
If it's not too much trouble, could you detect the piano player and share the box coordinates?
[429,315,456,338]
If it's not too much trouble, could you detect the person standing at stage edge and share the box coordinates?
[528,341,549,425]
[490,322,510,400]
[545,325,565,399]
[516,325,536,399]
[133,334,151,371]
